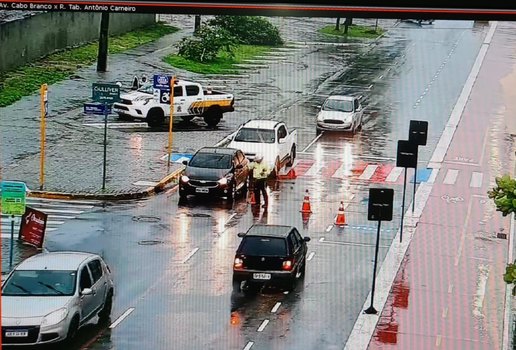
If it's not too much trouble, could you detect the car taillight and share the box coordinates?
[282,260,293,271]
[234,257,243,269]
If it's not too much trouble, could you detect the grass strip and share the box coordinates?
[319,24,385,39]
[0,22,178,107]
[163,44,277,75]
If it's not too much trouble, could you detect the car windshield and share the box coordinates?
[137,84,153,94]
[2,270,77,296]
[240,237,287,256]
[322,99,354,113]
[233,128,275,143]
[189,152,232,169]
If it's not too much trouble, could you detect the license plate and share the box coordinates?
[253,273,271,280]
[5,330,28,337]
[195,188,209,193]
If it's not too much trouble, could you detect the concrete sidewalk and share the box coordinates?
[345,21,516,350]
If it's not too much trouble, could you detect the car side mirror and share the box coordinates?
[237,232,246,238]
[81,288,93,296]
[182,160,188,166]
[303,237,311,242]
[278,137,285,144]
[356,106,362,112]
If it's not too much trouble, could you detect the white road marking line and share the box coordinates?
[448,284,454,294]
[319,237,325,242]
[243,342,254,350]
[320,239,390,248]
[326,225,333,232]
[503,212,515,350]
[1,228,57,237]
[473,264,490,317]
[257,319,269,332]
[226,213,237,225]
[455,198,474,266]
[47,215,76,220]
[23,202,94,209]
[442,307,448,318]
[27,198,99,205]
[484,21,498,44]
[470,172,483,188]
[358,165,378,180]
[0,218,64,225]
[307,252,315,261]
[301,134,323,153]
[443,169,459,185]
[435,335,442,347]
[84,122,148,129]
[385,167,403,182]
[109,308,135,329]
[181,248,199,263]
[32,208,84,214]
[271,302,281,313]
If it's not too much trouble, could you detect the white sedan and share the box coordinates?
[316,95,364,135]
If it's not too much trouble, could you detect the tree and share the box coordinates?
[176,25,237,62]
[489,175,516,294]
[96,12,110,72]
[344,17,353,34]
[208,16,283,46]
[194,15,201,33]
[487,174,516,216]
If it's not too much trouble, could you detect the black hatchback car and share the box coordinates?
[232,225,310,292]
[179,147,249,200]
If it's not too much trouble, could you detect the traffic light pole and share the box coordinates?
[400,167,407,243]
[365,217,382,314]
[9,215,14,270]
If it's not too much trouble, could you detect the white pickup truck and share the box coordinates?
[112,79,235,128]
[227,120,297,177]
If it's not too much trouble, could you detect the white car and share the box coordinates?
[228,120,297,177]
[2,252,114,346]
[316,95,364,135]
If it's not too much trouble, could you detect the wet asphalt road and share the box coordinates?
[4,19,491,350]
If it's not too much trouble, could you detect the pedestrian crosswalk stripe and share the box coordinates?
[358,165,379,180]
[470,172,483,188]
[1,198,99,236]
[304,162,322,177]
[385,167,403,182]
[443,169,459,184]
[331,162,353,178]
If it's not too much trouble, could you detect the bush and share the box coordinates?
[208,16,283,46]
[176,25,237,62]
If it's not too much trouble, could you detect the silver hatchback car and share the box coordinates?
[2,251,114,346]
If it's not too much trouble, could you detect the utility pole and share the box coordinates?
[97,12,110,72]
[194,15,201,33]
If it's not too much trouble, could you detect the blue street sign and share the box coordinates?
[83,103,112,115]
[153,75,171,91]
[169,153,192,163]
[411,168,432,184]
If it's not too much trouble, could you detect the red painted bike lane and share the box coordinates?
[368,23,516,350]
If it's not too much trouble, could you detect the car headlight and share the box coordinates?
[180,175,189,183]
[316,114,324,121]
[218,177,228,186]
[41,308,68,327]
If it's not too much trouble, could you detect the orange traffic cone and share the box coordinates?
[300,189,312,213]
[248,189,256,205]
[335,201,347,226]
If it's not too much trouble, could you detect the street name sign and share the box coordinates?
[1,181,27,216]
[92,83,120,103]
[84,103,112,115]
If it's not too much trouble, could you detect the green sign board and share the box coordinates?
[1,181,27,216]
[92,83,120,103]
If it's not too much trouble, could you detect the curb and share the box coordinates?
[28,167,184,201]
